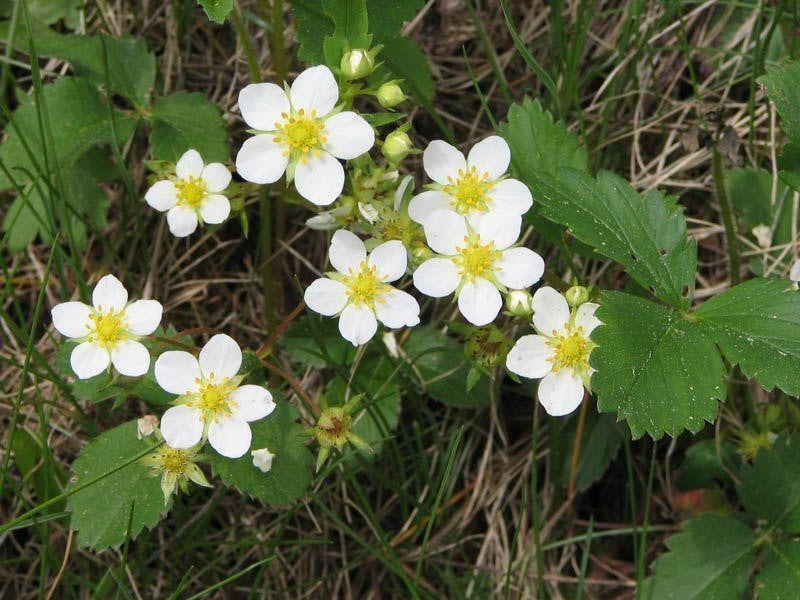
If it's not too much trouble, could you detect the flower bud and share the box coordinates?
[565,285,589,308]
[505,289,533,317]
[251,447,275,473]
[382,129,413,164]
[341,49,374,79]
[376,81,406,108]
[137,415,159,439]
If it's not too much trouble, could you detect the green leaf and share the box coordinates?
[755,540,800,600]
[760,61,800,142]
[739,434,800,534]
[24,0,81,26]
[209,399,313,505]
[379,36,433,100]
[365,0,422,40]
[402,326,491,408]
[675,439,740,491]
[642,513,756,599]
[198,0,233,23]
[528,169,697,309]
[291,0,332,64]
[695,278,800,396]
[322,0,371,67]
[67,420,167,551]
[12,429,67,511]
[280,315,355,369]
[149,91,229,163]
[591,292,725,439]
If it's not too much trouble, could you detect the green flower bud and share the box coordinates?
[565,285,590,308]
[382,128,413,164]
[505,289,533,317]
[341,49,374,79]
[376,81,406,108]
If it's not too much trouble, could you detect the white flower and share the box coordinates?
[145,149,232,237]
[790,258,800,283]
[236,65,375,206]
[407,136,532,226]
[412,209,544,326]
[251,447,275,473]
[155,334,276,458]
[304,230,420,346]
[506,287,601,416]
[51,274,162,379]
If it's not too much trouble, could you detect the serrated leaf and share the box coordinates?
[402,326,490,408]
[198,0,233,23]
[755,540,800,600]
[67,420,167,551]
[642,513,756,599]
[739,434,800,534]
[322,0,371,67]
[149,91,229,162]
[291,0,331,64]
[695,278,800,396]
[209,400,313,505]
[365,0,422,39]
[591,292,725,439]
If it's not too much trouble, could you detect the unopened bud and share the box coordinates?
[251,447,275,473]
[137,415,158,439]
[382,129,413,164]
[565,285,589,308]
[376,81,406,108]
[341,49,374,79]
[505,289,533,317]
[752,224,772,249]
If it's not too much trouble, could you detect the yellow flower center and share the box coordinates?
[160,448,191,474]
[274,109,327,160]
[87,309,127,348]
[549,327,591,373]
[454,235,501,281]
[446,166,492,214]
[316,407,352,449]
[343,262,388,308]
[176,176,207,209]
[188,375,240,420]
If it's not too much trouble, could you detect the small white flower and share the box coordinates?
[407,136,532,226]
[155,334,276,459]
[304,230,421,346]
[251,447,275,473]
[412,209,544,326]
[236,65,375,206]
[51,274,162,379]
[506,287,601,416]
[145,149,232,237]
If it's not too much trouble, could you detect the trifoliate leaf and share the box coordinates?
[209,399,313,505]
[149,91,229,163]
[755,540,800,600]
[401,326,491,408]
[641,513,757,599]
[591,292,725,439]
[739,434,800,534]
[695,278,800,396]
[67,420,167,551]
[198,0,233,23]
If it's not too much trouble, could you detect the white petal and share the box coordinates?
[338,303,378,346]
[532,287,570,337]
[154,351,201,395]
[199,333,242,380]
[375,289,420,329]
[51,302,91,338]
[230,385,276,422]
[413,258,461,297]
[201,163,231,193]
[70,341,110,379]
[790,259,800,282]
[458,278,502,326]
[407,190,452,225]
[423,140,466,184]
[110,340,150,377]
[575,302,601,335]
[176,149,204,179]
[144,180,178,212]
[495,247,545,289]
[235,134,289,184]
[304,278,349,316]
[538,370,585,417]
[368,240,407,282]
[467,135,510,180]
[323,111,374,159]
[289,65,339,116]
[122,300,162,335]
[295,151,344,206]
[476,209,521,250]
[329,229,366,273]
[167,206,198,237]
[160,405,204,449]
[238,82,290,130]
[487,178,532,215]
[92,274,128,312]
[200,194,230,224]
[422,210,468,256]
[208,416,252,458]
[506,335,552,379]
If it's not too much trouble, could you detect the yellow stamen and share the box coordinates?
[160,448,190,474]
[274,109,326,158]
[454,235,501,281]
[87,309,127,348]
[343,261,389,308]
[188,376,240,421]
[548,327,591,373]
[175,176,207,209]
[445,166,492,214]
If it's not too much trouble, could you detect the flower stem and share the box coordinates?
[712,145,741,285]
[230,4,261,83]
[567,390,589,501]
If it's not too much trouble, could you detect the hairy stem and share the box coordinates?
[567,390,589,501]
[713,146,741,285]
